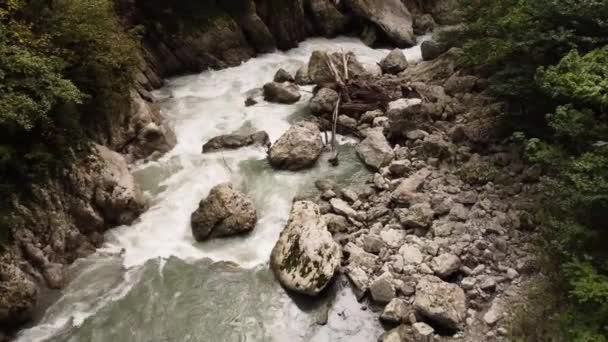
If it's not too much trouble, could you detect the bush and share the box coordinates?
[453,0,608,340]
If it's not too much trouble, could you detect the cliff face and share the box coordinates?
[0,0,455,338]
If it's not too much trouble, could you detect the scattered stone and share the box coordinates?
[379,49,408,74]
[270,201,341,296]
[202,131,270,153]
[389,159,412,177]
[330,198,360,220]
[381,298,409,323]
[346,266,371,297]
[483,299,503,326]
[263,82,301,104]
[268,122,323,170]
[400,245,424,264]
[400,203,434,229]
[391,169,432,205]
[431,253,461,279]
[190,183,257,241]
[479,276,497,292]
[363,235,385,254]
[310,88,339,115]
[370,272,396,304]
[273,68,295,83]
[414,276,466,331]
[356,128,395,170]
[412,322,435,342]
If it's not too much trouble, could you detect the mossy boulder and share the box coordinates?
[270,201,342,296]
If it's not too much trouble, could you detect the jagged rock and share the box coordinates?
[0,264,38,328]
[273,68,295,83]
[360,109,383,124]
[363,235,385,254]
[202,131,270,153]
[356,128,394,170]
[380,325,409,342]
[412,322,435,342]
[308,0,350,37]
[421,40,449,61]
[431,253,461,279]
[399,203,435,229]
[444,73,478,95]
[370,272,396,304]
[42,263,65,289]
[330,198,361,220]
[190,183,257,241]
[400,245,424,264]
[344,0,415,47]
[414,276,466,331]
[268,122,323,170]
[391,169,432,205]
[346,266,371,297]
[310,88,339,115]
[263,82,301,104]
[413,14,436,35]
[381,298,409,323]
[295,65,313,85]
[270,201,341,296]
[483,299,504,326]
[345,242,379,270]
[323,213,350,233]
[94,145,146,226]
[389,160,412,177]
[379,49,408,74]
[308,50,368,85]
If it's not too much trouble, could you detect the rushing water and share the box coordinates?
[16,36,429,342]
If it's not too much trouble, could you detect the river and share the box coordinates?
[16,36,428,342]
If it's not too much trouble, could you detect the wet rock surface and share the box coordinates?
[268,121,324,171]
[270,201,342,296]
[190,183,257,241]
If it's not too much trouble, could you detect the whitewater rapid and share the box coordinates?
[16,35,429,342]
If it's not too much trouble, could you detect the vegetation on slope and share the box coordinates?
[0,0,140,247]
[448,0,608,340]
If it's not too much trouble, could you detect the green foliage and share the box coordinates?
[0,0,140,242]
[454,0,608,340]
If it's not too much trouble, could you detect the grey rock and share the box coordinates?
[381,298,409,323]
[263,82,301,104]
[310,88,339,115]
[412,322,435,342]
[400,203,435,229]
[330,198,360,220]
[273,68,295,83]
[391,168,431,205]
[400,245,424,264]
[379,49,408,74]
[370,272,396,304]
[191,183,257,241]
[431,253,461,279]
[421,40,448,61]
[344,0,415,47]
[202,131,270,153]
[269,122,323,171]
[295,65,313,85]
[270,201,341,296]
[356,128,394,170]
[414,276,466,331]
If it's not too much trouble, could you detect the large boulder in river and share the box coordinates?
[295,65,313,85]
[273,68,295,83]
[263,82,301,104]
[356,128,395,170]
[269,122,323,170]
[421,40,449,61]
[414,276,466,331]
[308,51,368,85]
[379,49,408,74]
[270,201,342,296]
[202,131,270,153]
[344,0,415,47]
[190,183,257,241]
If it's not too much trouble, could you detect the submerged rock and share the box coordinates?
[379,49,408,74]
[263,82,301,104]
[268,122,323,171]
[356,128,394,170]
[190,183,257,241]
[270,201,341,296]
[202,131,270,153]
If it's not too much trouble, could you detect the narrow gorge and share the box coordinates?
[2,0,601,341]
